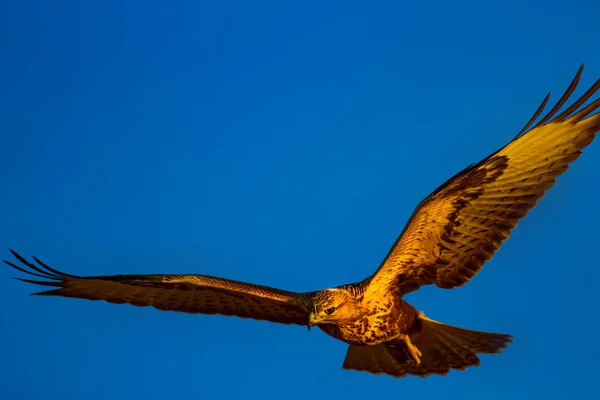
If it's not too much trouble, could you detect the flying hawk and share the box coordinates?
[5,65,600,379]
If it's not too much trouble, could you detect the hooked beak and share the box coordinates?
[307,312,318,331]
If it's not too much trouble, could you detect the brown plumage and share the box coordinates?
[5,65,600,379]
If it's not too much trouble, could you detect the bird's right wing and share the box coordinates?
[5,249,313,326]
[363,65,600,296]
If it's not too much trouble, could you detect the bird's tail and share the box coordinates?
[342,314,512,378]
[416,315,512,357]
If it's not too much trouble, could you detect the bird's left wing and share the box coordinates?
[364,65,600,296]
[5,249,313,325]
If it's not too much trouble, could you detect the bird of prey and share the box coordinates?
[5,65,600,379]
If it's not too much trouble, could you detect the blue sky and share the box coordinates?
[1,1,599,399]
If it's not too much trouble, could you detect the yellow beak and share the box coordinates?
[307,312,318,331]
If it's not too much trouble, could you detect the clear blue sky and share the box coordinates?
[1,1,599,399]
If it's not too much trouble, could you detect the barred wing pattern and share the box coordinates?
[4,249,312,325]
[366,65,600,295]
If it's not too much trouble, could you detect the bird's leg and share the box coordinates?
[401,335,422,365]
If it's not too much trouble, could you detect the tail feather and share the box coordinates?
[342,315,511,379]
[421,315,512,354]
[431,328,480,368]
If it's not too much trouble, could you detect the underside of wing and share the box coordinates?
[5,249,312,326]
[365,65,600,295]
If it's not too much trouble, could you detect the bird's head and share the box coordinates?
[307,288,359,330]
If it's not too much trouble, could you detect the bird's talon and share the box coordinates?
[403,336,422,365]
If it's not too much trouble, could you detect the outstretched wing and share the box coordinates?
[5,249,312,325]
[365,65,600,296]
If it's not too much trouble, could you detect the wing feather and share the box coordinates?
[365,65,600,295]
[5,249,312,325]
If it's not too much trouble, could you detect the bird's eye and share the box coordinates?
[324,307,335,315]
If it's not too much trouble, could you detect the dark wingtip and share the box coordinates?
[513,63,597,140]
[5,249,77,284]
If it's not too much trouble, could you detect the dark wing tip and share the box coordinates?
[13,277,62,288]
[513,63,600,141]
[5,249,78,286]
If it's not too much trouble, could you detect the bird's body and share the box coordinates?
[305,283,507,370]
[310,286,417,346]
[5,65,600,379]
[314,287,430,367]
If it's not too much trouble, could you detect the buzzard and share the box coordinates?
[5,65,600,379]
